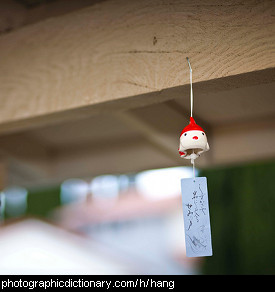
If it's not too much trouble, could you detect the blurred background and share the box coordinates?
[0,167,199,275]
[0,0,275,275]
[1,162,275,275]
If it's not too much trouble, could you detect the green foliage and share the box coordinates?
[200,161,275,274]
[27,186,61,218]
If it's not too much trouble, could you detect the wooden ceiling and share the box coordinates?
[0,0,105,34]
[0,0,274,188]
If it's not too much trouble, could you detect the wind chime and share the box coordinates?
[179,58,213,257]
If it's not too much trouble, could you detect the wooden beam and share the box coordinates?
[210,115,275,166]
[0,133,54,187]
[0,0,274,134]
[51,136,179,185]
[0,67,274,136]
[0,159,7,191]
[0,0,104,35]
[115,111,181,164]
[1,112,274,188]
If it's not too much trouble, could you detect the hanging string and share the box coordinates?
[191,155,195,182]
[186,57,193,118]
[187,57,195,182]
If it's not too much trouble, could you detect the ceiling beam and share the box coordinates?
[0,133,54,187]
[0,67,274,136]
[0,0,274,134]
[211,115,275,166]
[115,112,181,164]
[1,112,274,188]
[0,0,104,35]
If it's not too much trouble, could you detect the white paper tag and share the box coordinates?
[181,177,213,257]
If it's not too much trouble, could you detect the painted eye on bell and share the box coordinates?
[184,133,187,136]
[202,133,205,135]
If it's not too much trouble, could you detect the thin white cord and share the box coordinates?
[191,158,195,182]
[186,57,193,118]
[185,58,196,181]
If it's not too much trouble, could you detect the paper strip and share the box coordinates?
[181,177,213,257]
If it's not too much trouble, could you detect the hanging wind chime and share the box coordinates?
[179,58,213,257]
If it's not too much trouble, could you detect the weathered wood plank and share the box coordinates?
[0,0,274,133]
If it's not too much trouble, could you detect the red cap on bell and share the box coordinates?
[180,117,205,137]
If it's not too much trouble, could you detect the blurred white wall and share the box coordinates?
[0,219,133,275]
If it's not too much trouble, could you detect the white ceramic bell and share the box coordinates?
[179,117,209,160]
